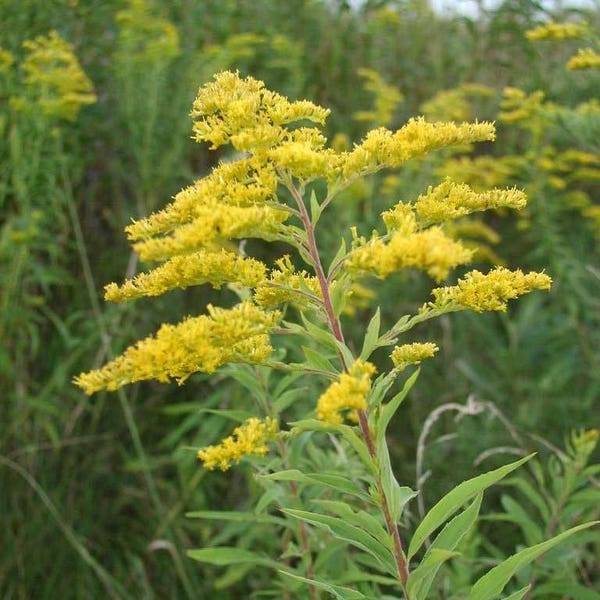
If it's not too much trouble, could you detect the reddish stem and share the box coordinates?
[288,178,410,595]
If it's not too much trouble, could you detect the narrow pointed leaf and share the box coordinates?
[328,237,347,277]
[283,508,398,576]
[409,493,482,599]
[377,369,420,445]
[407,549,459,599]
[301,345,337,373]
[278,570,373,600]
[360,308,381,361]
[408,455,534,560]
[469,521,599,600]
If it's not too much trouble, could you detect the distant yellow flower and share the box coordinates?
[353,68,403,127]
[18,31,96,121]
[115,0,179,64]
[317,360,376,425]
[347,228,473,282]
[0,48,14,72]
[567,48,600,70]
[424,267,552,313]
[526,21,586,41]
[198,417,278,471]
[391,342,438,371]
[414,179,527,223]
[104,249,267,302]
[74,302,280,394]
[499,87,545,124]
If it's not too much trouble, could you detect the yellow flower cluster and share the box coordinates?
[125,158,284,254]
[353,68,403,127]
[414,180,527,223]
[254,255,322,310]
[317,360,377,425]
[339,118,496,180]
[525,21,587,41]
[104,249,267,302]
[74,302,280,394]
[115,0,180,64]
[198,417,278,471]
[391,342,439,371]
[348,228,473,282]
[567,48,600,70]
[0,48,14,72]
[191,70,330,152]
[499,87,545,124]
[424,267,552,313]
[16,31,96,121]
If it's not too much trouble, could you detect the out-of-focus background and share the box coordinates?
[1,0,598,597]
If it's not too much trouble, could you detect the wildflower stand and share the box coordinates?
[76,72,597,599]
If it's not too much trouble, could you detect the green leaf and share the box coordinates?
[185,510,285,526]
[187,547,281,570]
[283,508,398,577]
[532,582,600,599]
[328,237,347,277]
[499,494,543,546]
[273,387,307,413]
[331,276,348,317]
[225,366,265,403]
[299,313,339,350]
[334,339,356,371]
[408,493,482,600]
[278,570,373,600]
[376,369,420,446]
[360,308,381,361]
[378,437,417,523]
[301,345,338,373]
[311,499,390,545]
[260,469,370,502]
[502,475,551,523]
[310,189,322,224]
[502,585,531,600]
[469,521,599,600]
[406,549,459,600]
[408,455,534,560]
[290,418,376,474]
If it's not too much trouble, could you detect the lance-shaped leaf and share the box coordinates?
[279,570,376,600]
[283,508,398,577]
[408,455,534,560]
[407,493,482,599]
[469,521,599,600]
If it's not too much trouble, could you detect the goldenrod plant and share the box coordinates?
[75,71,597,598]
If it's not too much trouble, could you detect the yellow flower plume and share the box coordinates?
[414,179,527,223]
[391,342,439,371]
[198,417,278,471]
[424,267,552,313]
[104,249,267,302]
[317,360,377,425]
[74,302,281,394]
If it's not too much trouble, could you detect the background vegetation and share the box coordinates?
[1,0,598,597]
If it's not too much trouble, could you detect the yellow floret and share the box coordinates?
[198,417,278,471]
[424,267,552,313]
[317,360,377,425]
[391,342,439,371]
[73,302,280,394]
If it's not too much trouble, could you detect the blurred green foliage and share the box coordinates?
[0,0,598,597]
